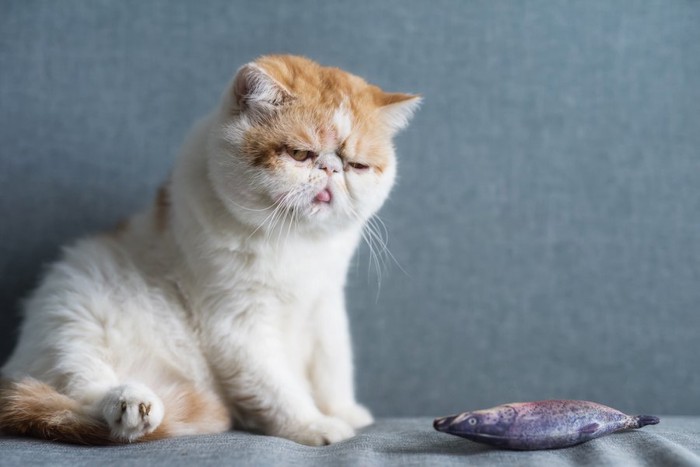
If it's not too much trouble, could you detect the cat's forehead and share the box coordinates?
[254,55,389,131]
[256,56,374,106]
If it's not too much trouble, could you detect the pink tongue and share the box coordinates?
[315,189,331,203]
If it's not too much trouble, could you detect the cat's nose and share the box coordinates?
[315,153,342,176]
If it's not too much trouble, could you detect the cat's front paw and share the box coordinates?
[100,383,164,442]
[328,403,374,429]
[283,416,355,446]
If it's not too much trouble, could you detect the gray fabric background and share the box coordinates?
[2,418,699,467]
[1,0,698,419]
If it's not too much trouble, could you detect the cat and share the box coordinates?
[0,55,419,446]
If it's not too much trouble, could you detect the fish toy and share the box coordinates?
[433,400,659,450]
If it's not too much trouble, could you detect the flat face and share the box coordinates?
[216,55,419,232]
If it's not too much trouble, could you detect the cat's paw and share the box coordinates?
[328,403,374,429]
[284,416,355,446]
[100,383,164,442]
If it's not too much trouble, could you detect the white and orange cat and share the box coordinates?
[0,55,419,445]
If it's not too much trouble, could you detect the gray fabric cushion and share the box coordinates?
[1,418,699,466]
[1,0,699,418]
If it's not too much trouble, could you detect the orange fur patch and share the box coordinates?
[239,55,416,172]
[0,378,113,445]
[158,386,231,437]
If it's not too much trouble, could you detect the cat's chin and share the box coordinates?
[306,203,331,220]
[293,205,363,234]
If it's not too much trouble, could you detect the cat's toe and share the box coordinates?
[329,403,374,429]
[100,383,164,442]
[286,416,355,446]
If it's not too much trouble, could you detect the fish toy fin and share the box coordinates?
[635,415,660,428]
[579,423,599,435]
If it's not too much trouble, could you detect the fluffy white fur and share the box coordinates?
[1,59,418,445]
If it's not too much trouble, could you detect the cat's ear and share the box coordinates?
[230,63,293,119]
[377,92,422,133]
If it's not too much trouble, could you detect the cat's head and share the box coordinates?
[208,55,420,235]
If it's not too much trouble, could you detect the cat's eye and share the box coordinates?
[347,162,370,171]
[289,149,315,162]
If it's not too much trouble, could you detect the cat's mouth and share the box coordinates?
[314,188,332,204]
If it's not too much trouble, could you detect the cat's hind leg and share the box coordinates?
[35,345,167,441]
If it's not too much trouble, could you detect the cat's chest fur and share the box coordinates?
[174,228,361,378]
[216,234,357,298]
[188,229,360,315]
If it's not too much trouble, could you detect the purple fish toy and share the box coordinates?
[433,400,659,450]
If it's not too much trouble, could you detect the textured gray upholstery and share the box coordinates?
[1,418,699,467]
[1,0,698,448]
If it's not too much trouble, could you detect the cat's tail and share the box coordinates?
[0,378,114,444]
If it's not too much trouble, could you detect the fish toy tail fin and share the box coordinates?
[635,415,660,428]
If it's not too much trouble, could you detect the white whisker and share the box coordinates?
[246,192,292,241]
[228,197,277,212]
[343,203,386,296]
[366,215,408,276]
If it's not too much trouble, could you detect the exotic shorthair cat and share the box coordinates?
[0,55,419,445]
